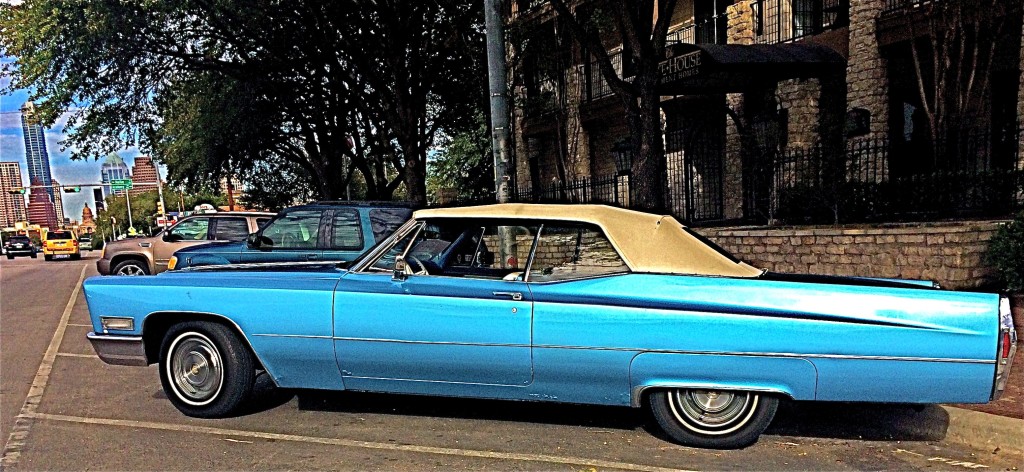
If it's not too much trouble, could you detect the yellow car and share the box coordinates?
[43,229,81,261]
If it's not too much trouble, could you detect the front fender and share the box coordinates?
[629,352,818,407]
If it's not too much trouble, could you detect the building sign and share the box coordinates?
[659,50,702,84]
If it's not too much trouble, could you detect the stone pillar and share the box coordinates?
[723,0,756,220]
[847,0,889,137]
[1018,7,1024,172]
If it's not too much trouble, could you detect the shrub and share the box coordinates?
[987,212,1024,293]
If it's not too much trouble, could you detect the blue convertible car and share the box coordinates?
[85,204,1018,449]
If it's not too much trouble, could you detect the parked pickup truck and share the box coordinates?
[168,201,414,270]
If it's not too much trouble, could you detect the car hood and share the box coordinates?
[104,235,161,251]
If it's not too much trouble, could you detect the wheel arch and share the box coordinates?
[142,311,268,375]
[110,253,153,273]
[628,352,817,407]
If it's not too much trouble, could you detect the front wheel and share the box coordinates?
[158,321,255,418]
[649,389,778,449]
[113,260,149,275]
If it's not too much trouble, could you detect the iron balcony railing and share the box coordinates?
[754,0,850,44]
[666,14,730,46]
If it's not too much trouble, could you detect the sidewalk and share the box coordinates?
[941,341,1023,458]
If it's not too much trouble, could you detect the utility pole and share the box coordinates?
[485,0,512,203]
[154,158,169,228]
[485,0,517,269]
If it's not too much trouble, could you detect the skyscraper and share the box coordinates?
[100,153,131,196]
[21,102,55,203]
[130,155,159,196]
[0,161,27,227]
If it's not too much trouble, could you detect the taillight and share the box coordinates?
[1002,331,1012,360]
[72,240,78,247]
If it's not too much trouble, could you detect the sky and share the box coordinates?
[1,57,144,223]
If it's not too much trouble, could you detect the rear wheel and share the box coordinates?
[44,254,52,261]
[159,321,255,418]
[649,388,778,449]
[6,254,12,260]
[113,259,149,275]
[30,252,36,258]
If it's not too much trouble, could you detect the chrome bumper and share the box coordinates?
[992,297,1018,400]
[87,332,149,366]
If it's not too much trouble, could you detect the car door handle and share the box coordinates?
[492,291,523,301]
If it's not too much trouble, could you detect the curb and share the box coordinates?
[941,407,1024,459]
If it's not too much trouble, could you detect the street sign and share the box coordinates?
[110,179,133,191]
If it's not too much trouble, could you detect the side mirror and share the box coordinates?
[246,233,259,248]
[163,232,183,242]
[393,255,408,281]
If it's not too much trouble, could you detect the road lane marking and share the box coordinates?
[23,412,693,472]
[55,353,99,359]
[1,265,88,469]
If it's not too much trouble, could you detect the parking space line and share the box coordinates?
[65,323,92,328]
[1,265,88,469]
[55,353,99,359]
[24,412,690,472]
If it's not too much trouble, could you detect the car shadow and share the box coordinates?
[297,390,644,431]
[297,392,951,443]
[152,371,296,417]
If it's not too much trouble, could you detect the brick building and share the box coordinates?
[130,155,160,197]
[26,179,58,230]
[507,0,1024,288]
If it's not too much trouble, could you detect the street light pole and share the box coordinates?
[125,190,135,236]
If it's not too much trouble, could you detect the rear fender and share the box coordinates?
[629,352,817,407]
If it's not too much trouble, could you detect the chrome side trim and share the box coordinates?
[86,332,148,366]
[330,337,995,364]
[252,334,334,340]
[630,384,792,408]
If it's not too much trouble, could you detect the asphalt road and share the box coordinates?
[0,253,1020,471]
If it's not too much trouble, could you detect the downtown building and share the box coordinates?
[506,0,1024,289]
[100,153,131,197]
[0,161,27,228]
[129,155,159,197]
[26,179,58,230]
[20,102,56,204]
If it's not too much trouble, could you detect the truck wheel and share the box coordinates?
[159,321,255,418]
[113,260,149,275]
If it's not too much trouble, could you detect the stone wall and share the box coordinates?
[846,0,889,136]
[777,78,822,149]
[700,222,1005,290]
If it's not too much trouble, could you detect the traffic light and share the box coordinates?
[156,201,165,214]
[7,188,26,194]
[62,186,81,193]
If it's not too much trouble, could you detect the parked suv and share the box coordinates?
[97,211,274,275]
[4,235,37,259]
[169,202,414,270]
[42,229,80,261]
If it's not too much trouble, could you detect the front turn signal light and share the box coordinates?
[167,256,178,270]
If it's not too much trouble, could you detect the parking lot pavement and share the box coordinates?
[2,258,1022,470]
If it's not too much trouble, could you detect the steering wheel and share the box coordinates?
[404,256,430,276]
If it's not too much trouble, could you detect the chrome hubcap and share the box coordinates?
[168,333,223,406]
[669,389,759,436]
[116,265,145,276]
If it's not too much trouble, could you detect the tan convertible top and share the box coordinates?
[414,204,762,277]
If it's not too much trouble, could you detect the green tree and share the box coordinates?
[1,0,485,205]
[428,113,494,203]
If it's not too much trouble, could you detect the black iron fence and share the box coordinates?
[514,174,627,205]
[766,128,1023,224]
